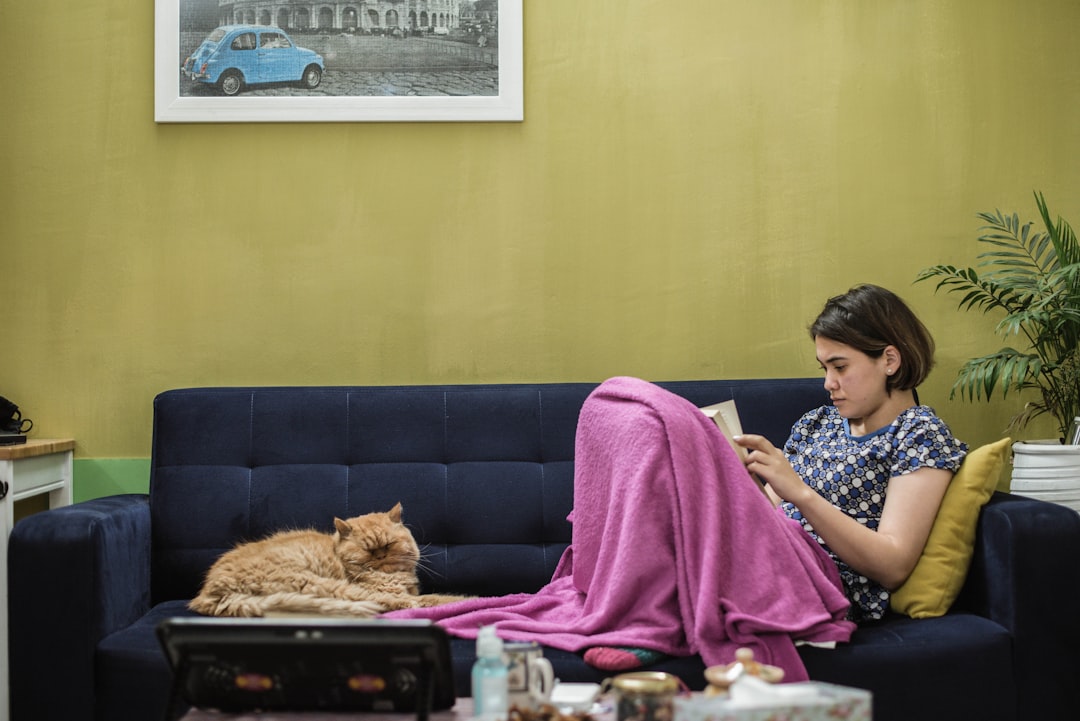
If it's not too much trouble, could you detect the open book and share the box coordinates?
[699,400,747,460]
[699,400,766,493]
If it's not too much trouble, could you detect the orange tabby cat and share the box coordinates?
[189,503,468,617]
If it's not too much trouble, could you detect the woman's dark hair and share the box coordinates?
[810,284,935,392]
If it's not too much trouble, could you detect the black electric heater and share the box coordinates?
[157,617,455,721]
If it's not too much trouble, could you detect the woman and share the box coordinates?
[390,284,966,677]
[736,284,966,622]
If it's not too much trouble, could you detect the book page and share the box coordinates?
[699,400,746,460]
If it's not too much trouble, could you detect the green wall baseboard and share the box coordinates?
[13,458,150,522]
[72,458,151,503]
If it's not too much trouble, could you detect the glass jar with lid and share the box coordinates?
[609,671,680,721]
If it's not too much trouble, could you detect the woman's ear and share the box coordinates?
[883,345,902,375]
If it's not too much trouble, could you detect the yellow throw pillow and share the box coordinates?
[890,437,1011,619]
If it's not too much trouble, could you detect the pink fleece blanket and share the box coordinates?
[387,377,854,680]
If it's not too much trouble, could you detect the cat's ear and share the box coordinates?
[333,517,352,538]
[388,502,403,523]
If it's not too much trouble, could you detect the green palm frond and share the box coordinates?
[1037,191,1080,267]
[914,265,1026,318]
[950,348,1041,403]
[975,210,1057,273]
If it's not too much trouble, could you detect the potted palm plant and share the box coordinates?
[916,192,1080,508]
[916,191,1080,439]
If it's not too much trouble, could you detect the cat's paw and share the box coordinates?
[415,593,471,608]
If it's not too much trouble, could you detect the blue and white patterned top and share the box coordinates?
[779,405,967,622]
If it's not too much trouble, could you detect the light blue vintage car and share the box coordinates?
[182,25,324,96]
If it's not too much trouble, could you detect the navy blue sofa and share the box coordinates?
[9,380,1080,721]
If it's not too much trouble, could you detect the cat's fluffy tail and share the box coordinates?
[188,591,385,618]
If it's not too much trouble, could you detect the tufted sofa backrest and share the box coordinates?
[148,379,826,604]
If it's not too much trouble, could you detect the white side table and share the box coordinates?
[0,439,75,721]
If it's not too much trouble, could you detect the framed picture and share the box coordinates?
[155,0,522,123]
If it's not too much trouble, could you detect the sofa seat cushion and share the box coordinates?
[799,612,1015,721]
[109,606,1012,721]
[96,601,197,721]
[102,609,1014,721]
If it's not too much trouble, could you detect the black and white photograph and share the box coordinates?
[155,0,522,122]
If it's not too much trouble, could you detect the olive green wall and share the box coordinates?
[5,0,1080,501]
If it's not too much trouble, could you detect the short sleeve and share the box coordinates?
[890,408,967,478]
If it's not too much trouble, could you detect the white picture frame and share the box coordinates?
[155,0,523,123]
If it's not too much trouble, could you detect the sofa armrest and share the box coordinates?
[8,494,151,721]
[956,491,1080,720]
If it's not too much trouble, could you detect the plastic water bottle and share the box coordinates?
[472,625,508,721]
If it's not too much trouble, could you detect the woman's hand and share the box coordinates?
[733,434,808,507]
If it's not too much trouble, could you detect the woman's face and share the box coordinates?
[815,336,892,422]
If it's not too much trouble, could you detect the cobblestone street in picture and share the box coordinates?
[249,68,498,97]
[180,32,499,97]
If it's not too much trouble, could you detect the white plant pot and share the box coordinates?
[1010,441,1080,512]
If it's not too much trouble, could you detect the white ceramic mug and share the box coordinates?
[504,641,555,710]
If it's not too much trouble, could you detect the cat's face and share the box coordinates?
[333,503,420,578]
